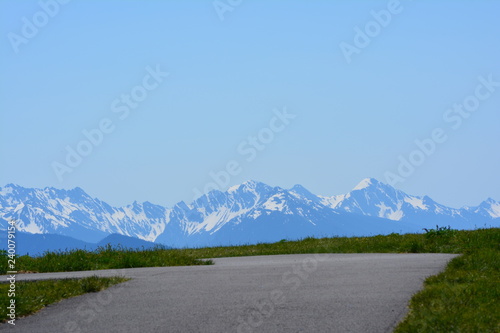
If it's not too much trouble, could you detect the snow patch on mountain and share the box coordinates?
[319,195,345,209]
[404,197,427,210]
[375,202,404,220]
[196,206,251,234]
[263,193,287,212]
[488,201,500,218]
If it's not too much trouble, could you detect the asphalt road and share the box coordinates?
[1,253,457,333]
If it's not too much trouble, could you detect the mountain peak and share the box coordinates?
[291,184,307,191]
[67,186,89,198]
[484,197,497,204]
[289,184,320,203]
[71,186,86,193]
[352,178,380,191]
[242,180,259,187]
[228,180,266,193]
[290,184,315,197]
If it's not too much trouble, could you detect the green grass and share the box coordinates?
[0,276,129,322]
[1,245,212,274]
[178,227,483,259]
[394,228,500,333]
[1,228,498,331]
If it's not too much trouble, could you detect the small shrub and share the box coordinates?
[423,225,457,239]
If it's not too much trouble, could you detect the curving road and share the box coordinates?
[0,253,457,333]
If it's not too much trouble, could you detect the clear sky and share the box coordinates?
[1,0,499,208]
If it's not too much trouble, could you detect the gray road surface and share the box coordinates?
[0,253,457,333]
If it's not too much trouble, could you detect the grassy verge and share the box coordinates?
[394,228,499,332]
[0,276,128,322]
[178,227,491,259]
[1,245,212,274]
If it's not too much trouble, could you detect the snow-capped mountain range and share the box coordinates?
[0,178,498,249]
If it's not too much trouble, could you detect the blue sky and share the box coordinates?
[1,0,499,208]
